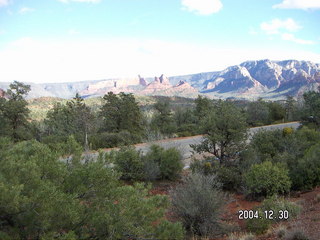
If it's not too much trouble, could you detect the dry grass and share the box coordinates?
[228,232,256,240]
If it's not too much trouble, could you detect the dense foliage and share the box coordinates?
[191,100,248,165]
[0,81,33,141]
[244,161,291,198]
[107,145,183,181]
[0,139,184,240]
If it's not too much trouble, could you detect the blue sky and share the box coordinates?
[0,0,319,83]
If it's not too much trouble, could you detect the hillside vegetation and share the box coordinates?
[1,81,320,239]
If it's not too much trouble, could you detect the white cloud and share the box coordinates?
[281,33,315,45]
[0,37,319,83]
[260,18,301,35]
[58,0,101,3]
[181,0,222,15]
[260,18,315,45]
[0,0,9,7]
[273,0,320,10]
[19,7,35,14]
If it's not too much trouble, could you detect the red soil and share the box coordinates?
[150,183,320,240]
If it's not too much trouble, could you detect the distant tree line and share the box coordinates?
[0,81,312,151]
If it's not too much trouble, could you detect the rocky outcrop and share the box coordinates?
[1,59,319,100]
[200,59,320,99]
[138,75,147,86]
[139,74,173,95]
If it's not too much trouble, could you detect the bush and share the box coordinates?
[144,145,183,180]
[190,158,216,176]
[190,158,243,191]
[143,157,161,181]
[259,196,301,222]
[89,131,138,150]
[283,127,294,136]
[246,196,301,236]
[244,161,291,198]
[214,165,243,192]
[113,147,145,181]
[170,173,227,237]
[290,143,320,190]
[246,217,272,235]
[0,140,185,239]
[159,148,183,180]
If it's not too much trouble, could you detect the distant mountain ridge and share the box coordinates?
[0,59,319,100]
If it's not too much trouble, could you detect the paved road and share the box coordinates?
[84,122,300,164]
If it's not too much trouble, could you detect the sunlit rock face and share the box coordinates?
[1,59,319,100]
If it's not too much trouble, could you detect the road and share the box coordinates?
[83,122,300,166]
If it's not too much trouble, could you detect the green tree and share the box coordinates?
[285,95,296,121]
[268,101,285,123]
[174,107,198,136]
[191,100,248,165]
[302,89,320,129]
[100,92,144,139]
[151,100,176,135]
[246,99,270,126]
[67,93,95,150]
[0,81,31,141]
[44,93,95,149]
[194,95,213,123]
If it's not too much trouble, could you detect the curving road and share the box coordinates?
[84,122,300,166]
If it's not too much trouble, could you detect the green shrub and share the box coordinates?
[89,131,138,150]
[159,148,183,180]
[113,147,145,181]
[190,158,242,191]
[246,217,272,235]
[170,173,227,237]
[244,161,291,198]
[283,127,294,136]
[214,165,243,192]
[144,145,183,180]
[259,196,301,222]
[0,140,185,239]
[246,196,301,236]
[190,158,216,176]
[290,143,320,190]
[143,158,161,181]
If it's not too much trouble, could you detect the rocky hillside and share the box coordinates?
[0,59,319,100]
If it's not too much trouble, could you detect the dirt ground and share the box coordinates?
[150,181,320,240]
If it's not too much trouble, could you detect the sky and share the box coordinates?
[0,0,319,83]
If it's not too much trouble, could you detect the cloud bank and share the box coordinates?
[260,18,301,35]
[0,37,319,83]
